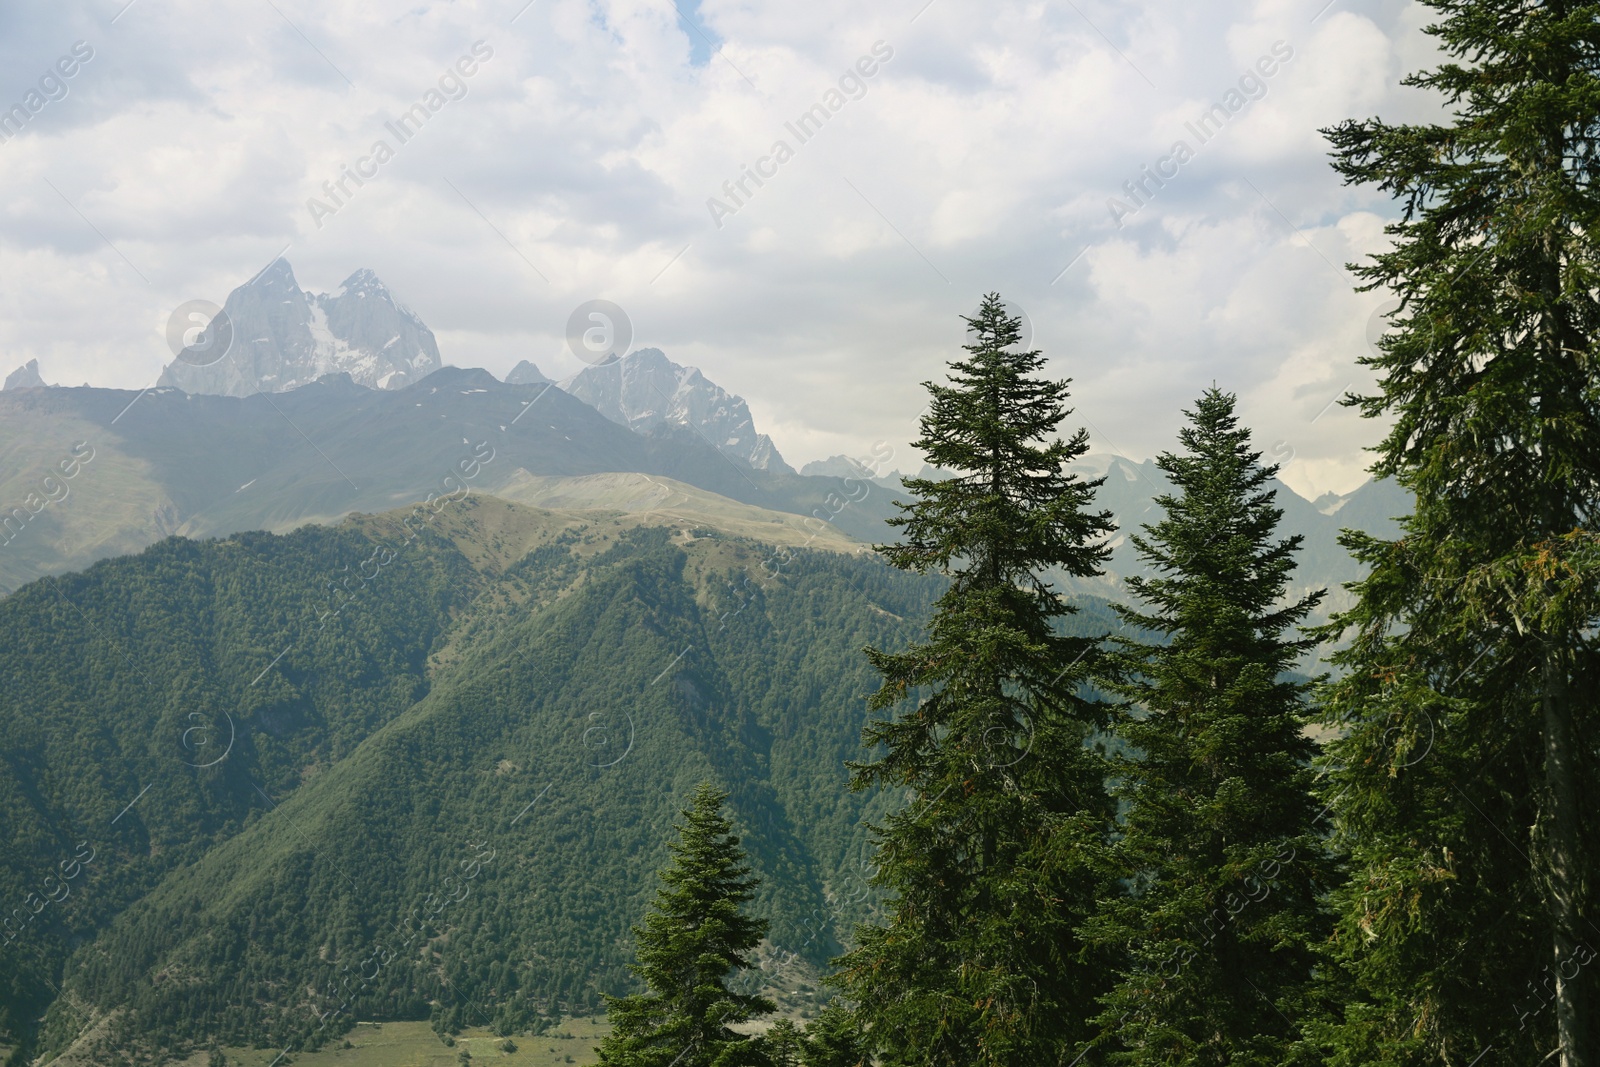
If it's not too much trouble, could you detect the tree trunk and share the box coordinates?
[1541,644,1586,1067]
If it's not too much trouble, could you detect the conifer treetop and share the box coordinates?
[836,293,1118,1066]
[1118,386,1324,646]
[1086,387,1330,1067]
[595,783,772,1067]
[888,291,1112,593]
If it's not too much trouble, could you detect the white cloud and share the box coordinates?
[0,0,1445,498]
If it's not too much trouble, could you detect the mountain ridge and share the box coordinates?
[0,369,901,594]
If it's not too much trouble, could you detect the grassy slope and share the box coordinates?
[50,1018,609,1067]
[488,471,868,555]
[0,401,177,594]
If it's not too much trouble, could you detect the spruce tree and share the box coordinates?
[799,1002,867,1067]
[833,293,1116,1066]
[761,1019,804,1067]
[1085,388,1331,1067]
[1316,4,1600,1064]
[596,783,774,1067]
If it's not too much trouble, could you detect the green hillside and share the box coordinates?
[0,493,1118,1065]
[0,505,491,1056]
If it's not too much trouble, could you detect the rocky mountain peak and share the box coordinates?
[333,268,392,300]
[156,260,443,397]
[505,360,550,385]
[247,257,300,296]
[3,359,50,391]
[559,347,792,474]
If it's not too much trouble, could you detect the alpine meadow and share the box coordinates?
[2,3,1597,1067]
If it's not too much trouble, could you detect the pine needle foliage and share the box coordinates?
[835,293,1117,1067]
[597,784,774,1067]
[1086,388,1331,1067]
[1314,4,1600,1063]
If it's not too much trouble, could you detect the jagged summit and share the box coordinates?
[559,347,792,474]
[156,260,443,397]
[253,257,297,289]
[1312,490,1345,515]
[505,360,550,385]
[333,268,389,298]
[3,359,50,391]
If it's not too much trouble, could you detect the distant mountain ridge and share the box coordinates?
[560,348,794,475]
[156,260,443,396]
[137,261,791,482]
[0,257,1414,612]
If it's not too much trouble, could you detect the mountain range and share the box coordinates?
[0,367,900,598]
[0,365,1407,619]
[10,261,795,477]
[1,259,1410,613]
[154,261,443,396]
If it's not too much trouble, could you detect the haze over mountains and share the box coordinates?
[0,259,1411,609]
[9,261,793,476]
[0,369,898,595]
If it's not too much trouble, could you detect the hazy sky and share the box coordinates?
[0,0,1447,497]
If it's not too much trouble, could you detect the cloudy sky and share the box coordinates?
[0,0,1448,498]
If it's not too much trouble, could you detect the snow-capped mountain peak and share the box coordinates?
[156,261,443,397]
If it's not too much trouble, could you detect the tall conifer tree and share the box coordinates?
[596,783,773,1067]
[1086,388,1330,1067]
[1316,4,1600,1065]
[834,293,1116,1066]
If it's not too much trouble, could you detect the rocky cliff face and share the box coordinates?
[559,347,792,474]
[156,261,442,396]
[3,359,49,390]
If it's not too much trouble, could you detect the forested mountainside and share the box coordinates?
[0,494,1118,1064]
